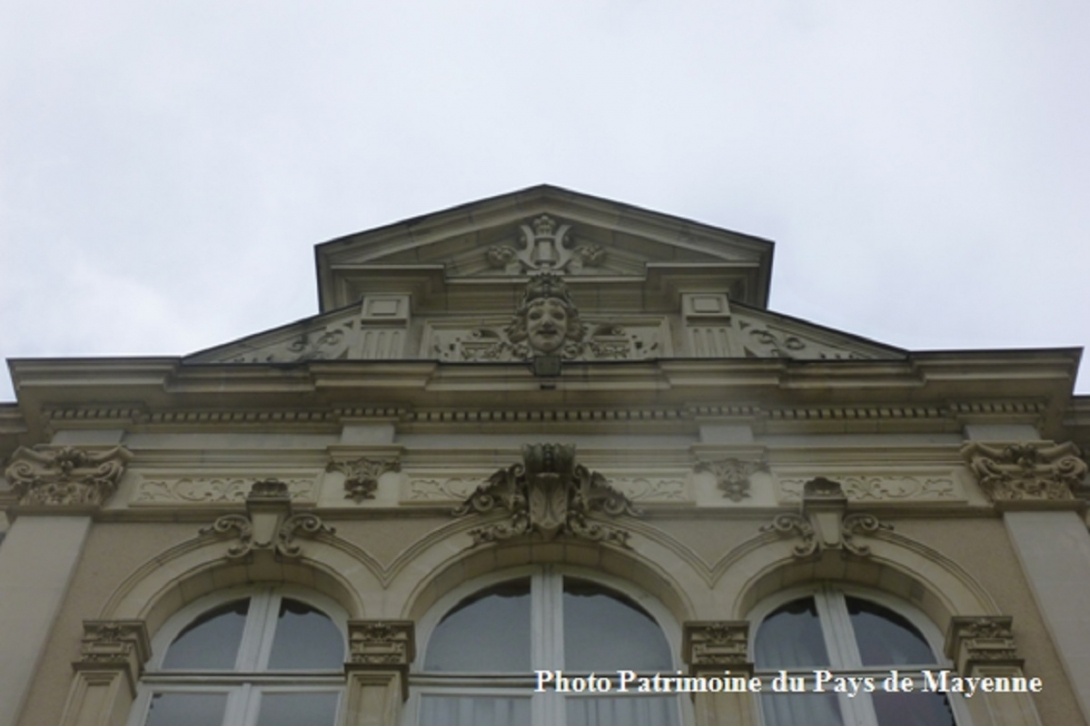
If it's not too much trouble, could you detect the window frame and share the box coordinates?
[748,584,970,726]
[131,584,348,726]
[410,565,687,726]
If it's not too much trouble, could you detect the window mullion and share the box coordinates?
[238,591,276,671]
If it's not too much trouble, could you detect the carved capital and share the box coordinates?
[961,441,1087,504]
[4,445,132,509]
[454,443,638,547]
[945,616,1022,674]
[347,620,415,700]
[74,620,150,684]
[327,456,401,502]
[199,479,334,559]
[683,621,751,673]
[761,478,891,559]
[696,457,768,502]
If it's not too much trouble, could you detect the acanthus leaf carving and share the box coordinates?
[961,441,1087,503]
[327,456,401,502]
[696,457,768,501]
[454,443,639,547]
[4,445,131,508]
[75,620,151,678]
[945,616,1023,673]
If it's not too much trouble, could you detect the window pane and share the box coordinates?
[566,696,678,726]
[846,597,935,666]
[267,599,344,669]
[760,692,843,726]
[425,579,531,672]
[256,692,340,726]
[146,692,228,726]
[873,690,956,726]
[755,597,830,668]
[418,695,531,725]
[162,600,248,670]
[563,579,672,671]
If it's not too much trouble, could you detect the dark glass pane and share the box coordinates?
[256,691,340,725]
[846,597,935,666]
[145,692,227,726]
[424,579,531,671]
[162,600,248,670]
[566,696,679,726]
[873,690,956,725]
[563,579,672,671]
[267,599,344,669]
[418,695,531,725]
[760,692,843,726]
[755,597,830,668]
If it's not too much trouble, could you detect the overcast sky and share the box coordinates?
[2,1,1088,403]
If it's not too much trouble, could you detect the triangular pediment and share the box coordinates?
[315,185,774,313]
[189,187,904,365]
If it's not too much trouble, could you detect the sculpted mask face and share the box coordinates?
[526,298,569,353]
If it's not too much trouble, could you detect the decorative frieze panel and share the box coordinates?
[731,312,883,360]
[4,445,132,508]
[132,474,318,506]
[961,441,1087,503]
[776,471,962,504]
[453,444,639,547]
[225,320,357,363]
[404,471,690,505]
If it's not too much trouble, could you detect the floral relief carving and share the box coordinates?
[484,215,606,275]
[406,477,482,501]
[327,456,401,502]
[683,621,750,669]
[198,479,334,559]
[761,513,819,558]
[134,476,316,504]
[961,441,1087,502]
[4,445,132,508]
[607,477,689,502]
[454,444,639,547]
[696,457,768,501]
[778,474,959,502]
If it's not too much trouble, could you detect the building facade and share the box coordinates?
[1,186,1088,725]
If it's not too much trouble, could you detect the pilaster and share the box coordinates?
[343,620,415,725]
[945,616,1042,725]
[0,445,131,724]
[682,621,756,725]
[60,620,151,725]
[961,440,1090,721]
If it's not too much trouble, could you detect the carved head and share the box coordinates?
[506,273,584,355]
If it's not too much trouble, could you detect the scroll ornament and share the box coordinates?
[454,443,639,547]
[199,479,334,559]
[4,445,132,508]
[961,441,1087,502]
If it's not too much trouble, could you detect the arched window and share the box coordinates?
[414,566,681,726]
[751,586,960,726]
[133,586,346,726]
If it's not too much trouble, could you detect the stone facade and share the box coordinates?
[1,186,1088,725]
